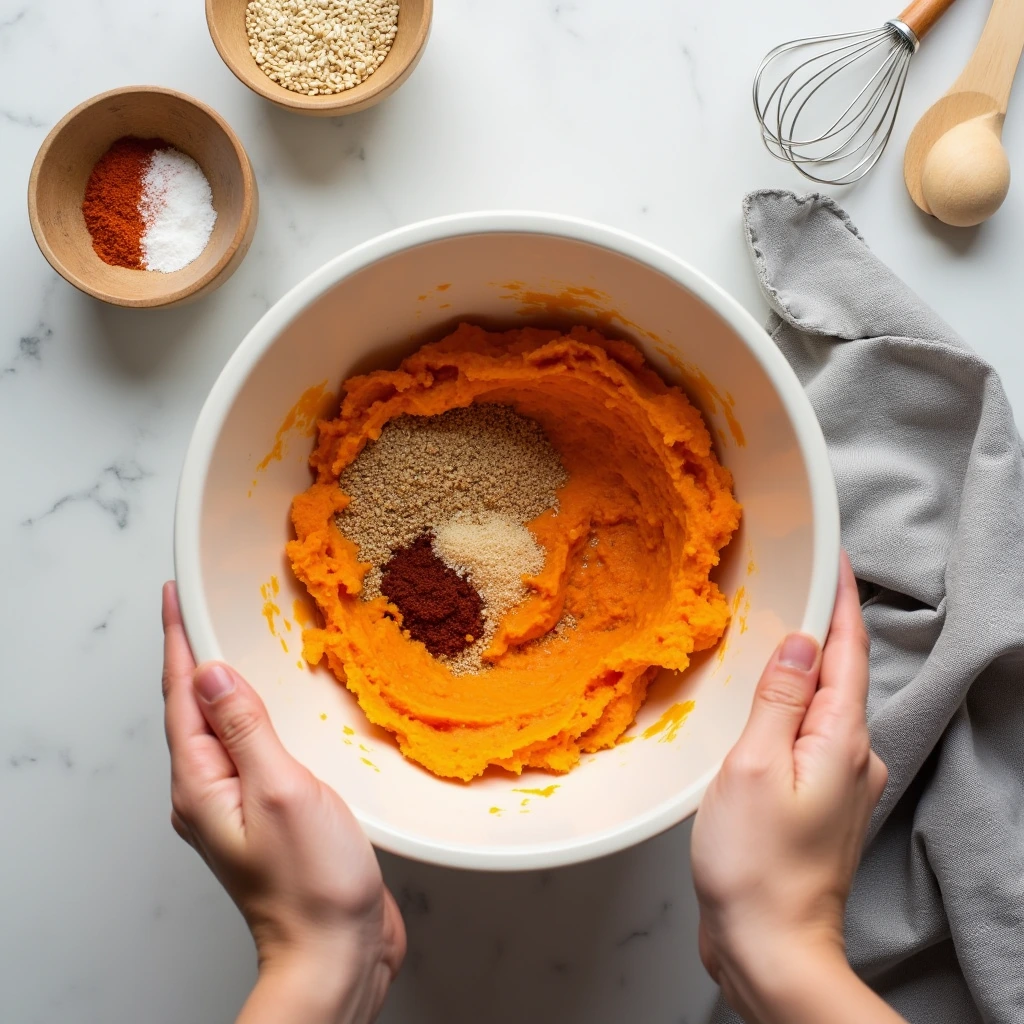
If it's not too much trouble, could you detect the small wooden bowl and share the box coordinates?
[207,0,432,116]
[28,86,258,308]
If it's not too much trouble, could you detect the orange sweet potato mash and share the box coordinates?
[287,324,741,781]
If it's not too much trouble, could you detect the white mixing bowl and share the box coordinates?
[175,212,839,870]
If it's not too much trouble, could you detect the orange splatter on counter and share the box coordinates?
[287,325,740,781]
[642,700,696,743]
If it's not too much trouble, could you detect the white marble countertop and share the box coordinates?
[3,0,1022,1021]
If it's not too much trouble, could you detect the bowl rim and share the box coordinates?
[27,85,257,309]
[206,0,433,115]
[174,211,840,870]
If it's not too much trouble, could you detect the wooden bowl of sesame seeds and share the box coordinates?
[207,0,432,116]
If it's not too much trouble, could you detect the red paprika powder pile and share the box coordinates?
[380,534,485,658]
[81,136,168,269]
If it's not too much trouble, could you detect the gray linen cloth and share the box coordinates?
[710,191,1024,1023]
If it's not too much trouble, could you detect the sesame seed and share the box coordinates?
[246,0,399,96]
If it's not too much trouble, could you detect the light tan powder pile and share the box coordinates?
[431,515,545,673]
[432,515,545,622]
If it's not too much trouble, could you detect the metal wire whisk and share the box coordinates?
[753,0,959,185]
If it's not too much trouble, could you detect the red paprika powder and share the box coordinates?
[380,534,485,658]
[81,136,167,269]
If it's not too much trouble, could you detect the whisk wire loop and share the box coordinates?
[781,37,898,148]
[781,42,904,171]
[753,21,917,185]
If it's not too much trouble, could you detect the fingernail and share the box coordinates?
[778,634,818,671]
[194,663,236,703]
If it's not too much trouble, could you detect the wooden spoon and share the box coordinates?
[904,0,1024,224]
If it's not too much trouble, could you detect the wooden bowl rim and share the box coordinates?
[27,85,257,308]
[206,0,432,114]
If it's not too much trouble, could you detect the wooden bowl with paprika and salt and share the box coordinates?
[28,86,257,308]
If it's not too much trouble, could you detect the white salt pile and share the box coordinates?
[139,149,217,273]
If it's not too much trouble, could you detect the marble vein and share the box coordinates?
[552,3,584,40]
[3,279,57,378]
[0,8,27,33]
[21,458,151,530]
[614,899,673,947]
[396,887,431,917]
[7,745,74,771]
[3,323,53,377]
[679,43,704,111]
[1,108,47,128]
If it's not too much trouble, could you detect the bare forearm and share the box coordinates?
[724,946,907,1024]
[238,967,343,1024]
[236,954,386,1024]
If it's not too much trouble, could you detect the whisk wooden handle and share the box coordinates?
[897,0,959,41]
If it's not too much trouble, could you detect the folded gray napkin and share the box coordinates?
[710,191,1024,1023]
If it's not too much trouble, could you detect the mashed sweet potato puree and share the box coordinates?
[287,324,740,781]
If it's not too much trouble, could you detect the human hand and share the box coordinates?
[691,553,890,1024]
[161,582,405,1024]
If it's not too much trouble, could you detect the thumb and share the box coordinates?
[193,662,292,791]
[735,633,821,763]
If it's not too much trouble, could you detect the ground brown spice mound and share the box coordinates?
[379,534,485,657]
